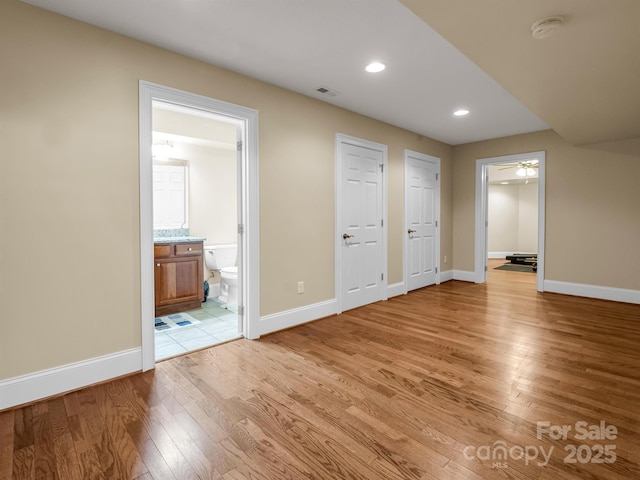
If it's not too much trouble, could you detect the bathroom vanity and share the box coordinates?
[153,239,204,317]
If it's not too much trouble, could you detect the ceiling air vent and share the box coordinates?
[315,86,340,97]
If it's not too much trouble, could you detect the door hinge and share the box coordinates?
[380,164,384,172]
[435,220,438,227]
[436,267,438,274]
[237,305,245,315]
[485,220,488,227]
[381,273,384,281]
[381,219,384,227]
[238,224,245,234]
[436,173,439,181]
[237,140,243,151]
[485,265,488,272]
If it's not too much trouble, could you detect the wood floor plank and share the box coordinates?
[2,264,639,479]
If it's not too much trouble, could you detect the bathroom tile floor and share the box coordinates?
[155,297,241,361]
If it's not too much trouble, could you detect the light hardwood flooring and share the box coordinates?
[2,264,639,479]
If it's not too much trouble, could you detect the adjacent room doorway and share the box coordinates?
[475,151,546,291]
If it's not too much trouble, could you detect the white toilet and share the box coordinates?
[204,244,238,306]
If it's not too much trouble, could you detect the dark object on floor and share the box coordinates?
[506,253,537,264]
[506,253,538,272]
[495,264,536,273]
[204,280,209,301]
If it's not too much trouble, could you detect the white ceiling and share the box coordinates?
[402,0,640,154]
[22,0,550,146]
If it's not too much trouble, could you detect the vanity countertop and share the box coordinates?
[153,236,206,244]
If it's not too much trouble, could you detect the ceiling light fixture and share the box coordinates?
[454,109,469,116]
[516,167,536,177]
[365,62,386,73]
[531,16,564,39]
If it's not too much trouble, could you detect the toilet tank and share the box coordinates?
[204,244,237,271]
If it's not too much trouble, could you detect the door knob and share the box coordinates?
[408,229,416,234]
[342,233,354,240]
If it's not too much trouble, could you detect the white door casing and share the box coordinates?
[474,151,545,291]
[404,151,440,292]
[336,134,387,312]
[139,81,260,371]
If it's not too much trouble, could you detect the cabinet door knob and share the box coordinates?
[188,247,192,251]
[156,263,160,267]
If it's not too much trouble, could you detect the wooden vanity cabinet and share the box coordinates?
[154,241,204,317]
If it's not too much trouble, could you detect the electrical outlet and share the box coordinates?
[297,281,304,294]
[444,255,448,264]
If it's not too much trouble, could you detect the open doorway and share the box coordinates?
[151,101,242,361]
[475,151,546,291]
[139,82,259,371]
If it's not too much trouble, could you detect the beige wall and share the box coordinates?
[0,1,453,380]
[453,130,640,289]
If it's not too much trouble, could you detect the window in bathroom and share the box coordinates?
[153,160,189,229]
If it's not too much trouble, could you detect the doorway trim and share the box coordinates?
[403,150,441,293]
[335,133,388,314]
[139,81,260,371]
[474,151,545,291]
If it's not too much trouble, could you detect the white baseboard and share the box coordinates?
[0,348,141,411]
[387,282,406,298]
[488,251,512,259]
[544,280,640,304]
[439,270,454,282]
[258,299,338,336]
[453,270,477,282]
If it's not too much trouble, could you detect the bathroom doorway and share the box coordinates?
[139,82,259,369]
[152,101,242,360]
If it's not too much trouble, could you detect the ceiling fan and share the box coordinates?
[498,159,539,177]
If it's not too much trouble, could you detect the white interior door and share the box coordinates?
[338,137,386,312]
[405,151,439,291]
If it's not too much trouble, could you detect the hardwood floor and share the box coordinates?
[3,266,640,479]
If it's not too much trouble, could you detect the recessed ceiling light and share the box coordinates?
[365,62,386,73]
[500,181,509,185]
[454,109,470,116]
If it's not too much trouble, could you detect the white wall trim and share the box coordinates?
[440,270,454,282]
[488,251,516,259]
[0,348,141,411]
[475,151,545,290]
[258,299,338,336]
[544,280,640,305]
[453,270,477,282]
[387,282,406,298]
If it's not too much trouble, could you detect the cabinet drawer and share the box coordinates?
[154,244,172,258]
[175,243,202,256]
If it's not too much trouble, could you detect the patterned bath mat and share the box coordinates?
[154,312,201,331]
